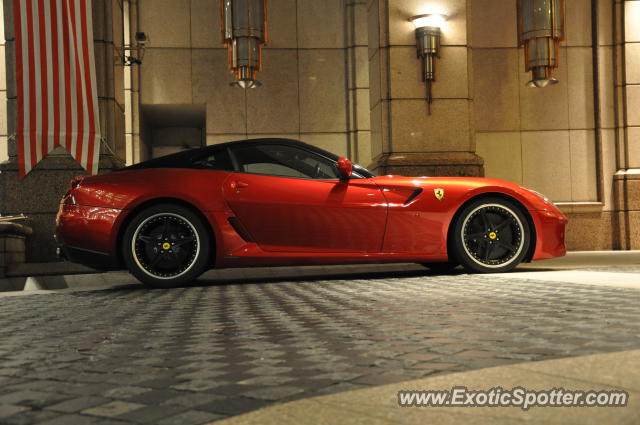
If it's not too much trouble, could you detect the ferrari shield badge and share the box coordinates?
[434,188,445,201]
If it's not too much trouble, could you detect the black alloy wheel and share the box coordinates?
[123,203,211,287]
[451,198,530,273]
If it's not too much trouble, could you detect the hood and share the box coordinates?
[370,175,554,212]
[371,175,524,191]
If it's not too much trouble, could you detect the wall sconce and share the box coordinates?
[517,0,565,88]
[221,0,268,88]
[409,13,447,113]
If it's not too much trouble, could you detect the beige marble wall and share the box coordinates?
[135,0,360,161]
[367,0,483,176]
[473,0,603,205]
[625,0,640,169]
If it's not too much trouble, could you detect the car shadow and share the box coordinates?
[74,264,567,294]
[85,264,471,293]
[191,268,466,287]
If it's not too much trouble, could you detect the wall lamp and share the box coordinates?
[517,0,565,88]
[221,0,268,89]
[409,13,447,112]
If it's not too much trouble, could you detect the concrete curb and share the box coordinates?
[0,271,138,293]
[0,264,426,293]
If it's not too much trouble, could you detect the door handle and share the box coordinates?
[231,180,249,189]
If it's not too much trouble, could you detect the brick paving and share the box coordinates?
[0,270,639,424]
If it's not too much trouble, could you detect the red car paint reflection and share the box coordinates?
[54,139,567,286]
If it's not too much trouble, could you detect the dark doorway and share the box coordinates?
[140,104,206,159]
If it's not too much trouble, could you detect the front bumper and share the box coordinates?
[530,208,568,261]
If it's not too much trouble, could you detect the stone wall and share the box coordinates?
[0,0,6,163]
[470,0,637,250]
[614,0,640,249]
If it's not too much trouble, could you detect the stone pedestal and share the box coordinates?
[0,221,32,277]
[0,152,124,262]
[614,169,640,250]
[372,151,483,177]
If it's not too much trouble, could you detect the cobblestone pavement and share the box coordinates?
[1,269,640,425]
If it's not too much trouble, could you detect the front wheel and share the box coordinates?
[451,198,530,273]
[122,204,211,288]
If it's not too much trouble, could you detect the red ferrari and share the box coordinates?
[55,138,567,287]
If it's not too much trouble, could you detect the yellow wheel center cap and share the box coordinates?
[162,242,171,250]
[488,232,497,240]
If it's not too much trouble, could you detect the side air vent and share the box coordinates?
[228,217,254,242]
[403,188,423,205]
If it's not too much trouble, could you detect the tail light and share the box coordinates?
[70,176,85,191]
[63,176,85,205]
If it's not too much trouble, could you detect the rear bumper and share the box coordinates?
[57,244,120,270]
[56,203,122,265]
[531,208,568,261]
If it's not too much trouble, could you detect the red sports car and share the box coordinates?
[55,138,567,287]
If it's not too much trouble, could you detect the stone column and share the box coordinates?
[0,0,125,263]
[613,0,640,249]
[367,0,483,176]
[345,0,372,166]
[0,1,7,163]
[124,0,141,165]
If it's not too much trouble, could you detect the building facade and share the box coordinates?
[0,0,638,264]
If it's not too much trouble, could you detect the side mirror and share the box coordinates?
[336,157,353,180]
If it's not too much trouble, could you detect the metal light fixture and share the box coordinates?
[409,14,447,112]
[221,0,268,89]
[517,0,565,88]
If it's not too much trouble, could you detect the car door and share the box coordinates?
[222,143,387,253]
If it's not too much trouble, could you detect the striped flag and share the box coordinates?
[13,0,101,179]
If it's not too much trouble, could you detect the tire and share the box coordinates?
[450,197,530,273]
[122,203,211,288]
[422,262,458,274]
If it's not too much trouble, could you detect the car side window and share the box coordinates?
[190,149,233,171]
[230,144,340,180]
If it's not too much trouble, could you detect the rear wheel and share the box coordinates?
[451,198,530,273]
[122,204,211,288]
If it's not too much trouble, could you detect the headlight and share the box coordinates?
[525,188,553,205]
